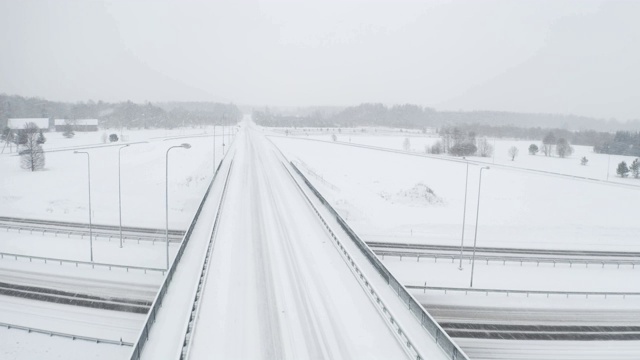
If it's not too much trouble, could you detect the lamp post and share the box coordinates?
[222,112,227,154]
[117,144,129,248]
[74,151,94,262]
[165,143,191,269]
[212,125,216,173]
[458,158,470,270]
[470,166,490,288]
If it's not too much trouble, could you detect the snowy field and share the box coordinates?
[274,128,640,186]
[0,126,237,229]
[269,129,640,358]
[270,134,640,253]
[0,125,239,360]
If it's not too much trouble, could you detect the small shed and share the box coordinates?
[54,119,99,132]
[8,118,50,131]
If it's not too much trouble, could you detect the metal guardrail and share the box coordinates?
[0,224,182,244]
[179,160,235,360]
[129,155,234,360]
[283,163,426,360]
[290,162,469,360]
[368,241,640,258]
[0,251,165,274]
[0,321,133,346]
[375,250,640,269]
[406,285,640,299]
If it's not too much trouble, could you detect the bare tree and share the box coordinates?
[541,132,556,156]
[476,137,494,157]
[508,146,519,161]
[19,123,46,171]
[556,138,574,158]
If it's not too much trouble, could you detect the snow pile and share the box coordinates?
[381,183,444,206]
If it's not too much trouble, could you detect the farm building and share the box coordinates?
[54,119,99,132]
[7,118,51,132]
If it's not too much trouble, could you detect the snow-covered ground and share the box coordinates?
[0,294,142,360]
[270,135,640,253]
[0,126,236,229]
[0,126,238,360]
[0,231,178,268]
[282,130,640,186]
[268,130,640,358]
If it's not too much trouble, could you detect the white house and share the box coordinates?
[54,119,99,132]
[7,118,50,131]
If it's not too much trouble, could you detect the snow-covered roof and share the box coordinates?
[54,119,98,126]
[8,118,49,129]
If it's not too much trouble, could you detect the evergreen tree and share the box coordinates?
[528,144,539,155]
[580,156,588,166]
[630,158,640,178]
[37,129,46,144]
[617,161,630,177]
[63,125,75,138]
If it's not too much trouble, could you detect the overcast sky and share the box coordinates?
[0,0,638,120]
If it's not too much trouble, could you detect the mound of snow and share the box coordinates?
[380,183,444,206]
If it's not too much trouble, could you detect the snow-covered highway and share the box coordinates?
[134,125,463,360]
[186,128,406,358]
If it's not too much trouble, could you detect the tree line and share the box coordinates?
[253,103,640,132]
[0,94,242,130]
[594,131,640,156]
[253,103,640,150]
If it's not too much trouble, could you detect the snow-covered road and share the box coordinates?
[186,128,416,359]
[0,294,145,342]
[457,338,640,360]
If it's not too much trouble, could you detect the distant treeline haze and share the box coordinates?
[0,94,242,130]
[253,103,640,155]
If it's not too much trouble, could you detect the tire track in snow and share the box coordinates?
[247,138,285,359]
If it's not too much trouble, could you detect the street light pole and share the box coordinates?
[470,166,490,288]
[458,159,470,270]
[117,144,129,248]
[165,143,191,270]
[74,151,93,262]
[213,125,216,173]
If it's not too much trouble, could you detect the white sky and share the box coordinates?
[0,0,638,120]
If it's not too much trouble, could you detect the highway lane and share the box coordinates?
[456,338,640,360]
[0,261,160,302]
[187,127,410,359]
[0,294,145,343]
[425,303,640,327]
